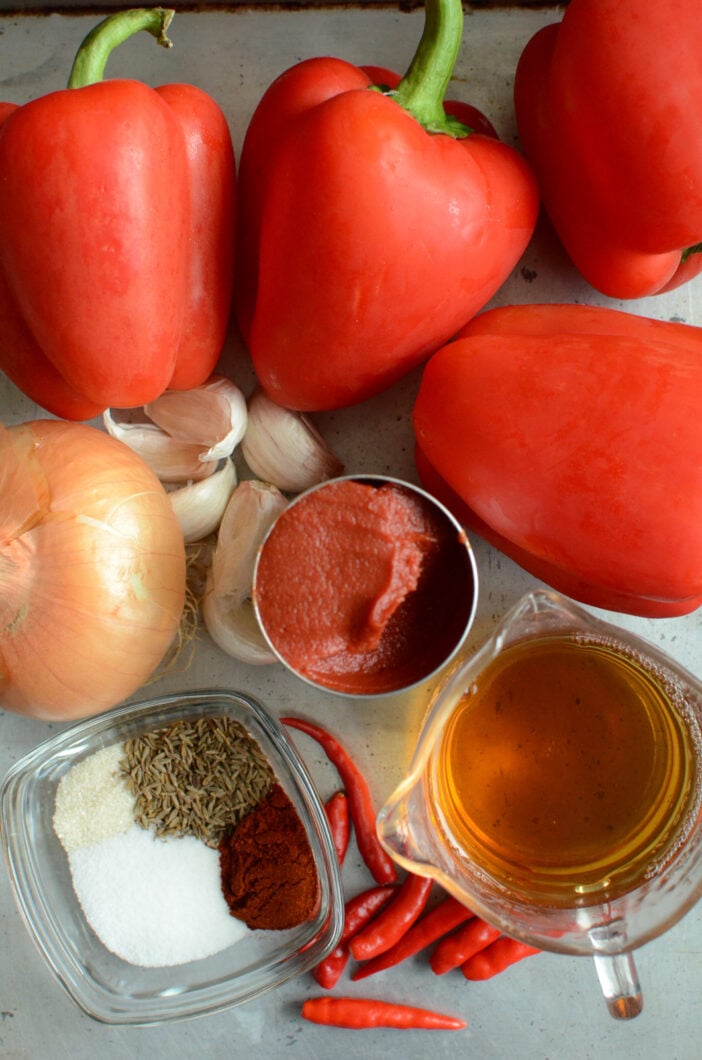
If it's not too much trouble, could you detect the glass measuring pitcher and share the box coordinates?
[377,589,702,1019]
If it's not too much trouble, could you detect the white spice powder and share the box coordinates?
[53,744,135,852]
[68,825,250,966]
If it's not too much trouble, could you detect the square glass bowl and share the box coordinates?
[0,689,344,1025]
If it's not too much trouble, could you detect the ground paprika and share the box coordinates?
[219,783,319,930]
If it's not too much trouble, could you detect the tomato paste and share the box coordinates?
[254,479,475,694]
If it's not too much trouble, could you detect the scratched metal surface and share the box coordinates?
[0,7,701,1059]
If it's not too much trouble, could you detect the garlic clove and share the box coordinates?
[167,457,237,543]
[203,597,276,666]
[202,479,287,664]
[241,388,344,492]
[145,375,248,463]
[103,408,215,482]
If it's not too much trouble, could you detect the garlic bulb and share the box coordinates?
[241,389,343,492]
[167,457,237,543]
[103,375,248,483]
[202,479,287,664]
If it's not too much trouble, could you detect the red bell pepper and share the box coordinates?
[0,8,235,420]
[514,0,702,299]
[234,0,538,411]
[413,304,702,618]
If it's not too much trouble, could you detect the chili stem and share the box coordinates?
[68,7,175,89]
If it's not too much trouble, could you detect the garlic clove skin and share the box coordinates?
[145,375,248,463]
[241,388,344,492]
[203,598,275,666]
[103,409,215,482]
[202,479,287,664]
[167,457,237,543]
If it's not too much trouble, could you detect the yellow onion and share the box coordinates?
[0,420,186,720]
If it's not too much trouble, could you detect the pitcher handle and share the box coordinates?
[588,919,643,1020]
[593,952,643,1019]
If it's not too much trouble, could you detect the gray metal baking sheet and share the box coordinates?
[1,6,701,1058]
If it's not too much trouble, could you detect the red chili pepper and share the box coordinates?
[461,938,541,981]
[0,9,235,420]
[311,944,350,991]
[349,873,433,962]
[351,894,472,981]
[301,997,466,1031]
[281,717,397,884]
[324,790,350,866]
[312,884,397,989]
[429,917,500,976]
[234,0,537,411]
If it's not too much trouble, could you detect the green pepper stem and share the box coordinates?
[67,7,174,89]
[391,0,467,137]
[682,242,702,262]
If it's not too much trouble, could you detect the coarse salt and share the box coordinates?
[53,744,135,852]
[68,824,250,966]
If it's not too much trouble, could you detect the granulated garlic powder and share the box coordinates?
[53,744,135,852]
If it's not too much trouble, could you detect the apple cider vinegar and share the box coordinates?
[434,635,700,906]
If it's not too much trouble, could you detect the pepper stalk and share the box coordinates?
[68,7,175,89]
[382,0,469,138]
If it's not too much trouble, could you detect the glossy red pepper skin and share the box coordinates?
[0,12,235,419]
[461,938,540,981]
[514,0,702,298]
[349,873,433,962]
[235,35,537,410]
[414,304,702,618]
[324,790,351,866]
[312,884,397,989]
[351,894,472,980]
[429,917,500,975]
[281,716,397,885]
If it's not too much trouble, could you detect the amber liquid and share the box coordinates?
[434,635,700,906]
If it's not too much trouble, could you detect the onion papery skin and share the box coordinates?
[0,419,186,720]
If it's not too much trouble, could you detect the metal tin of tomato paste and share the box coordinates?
[252,474,479,698]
